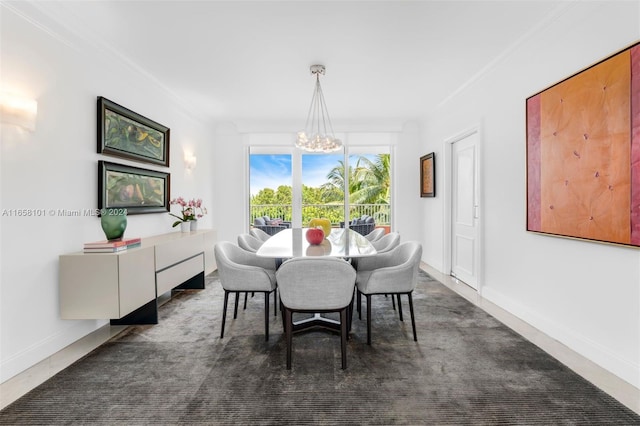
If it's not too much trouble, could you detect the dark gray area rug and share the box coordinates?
[1,270,638,425]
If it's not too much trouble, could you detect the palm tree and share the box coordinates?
[321,154,390,224]
[320,160,360,202]
[350,154,390,204]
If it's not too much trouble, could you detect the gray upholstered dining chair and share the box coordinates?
[237,233,264,253]
[276,257,356,370]
[214,242,278,341]
[355,241,422,345]
[352,232,401,270]
[250,227,271,242]
[364,228,385,242]
[371,232,400,253]
[238,233,278,310]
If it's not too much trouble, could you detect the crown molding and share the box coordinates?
[437,1,577,109]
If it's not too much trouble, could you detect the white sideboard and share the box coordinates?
[59,229,216,325]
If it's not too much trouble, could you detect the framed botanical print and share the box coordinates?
[98,161,170,214]
[97,96,170,167]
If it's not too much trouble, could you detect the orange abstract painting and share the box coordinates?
[527,42,640,247]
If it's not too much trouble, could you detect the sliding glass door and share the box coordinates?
[249,152,293,225]
[346,150,391,229]
[301,153,345,226]
[249,146,391,232]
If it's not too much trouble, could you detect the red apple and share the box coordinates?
[305,227,325,245]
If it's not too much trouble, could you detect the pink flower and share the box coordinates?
[169,197,207,227]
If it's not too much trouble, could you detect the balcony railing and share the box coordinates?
[250,204,390,226]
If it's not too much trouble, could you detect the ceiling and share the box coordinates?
[17,1,565,129]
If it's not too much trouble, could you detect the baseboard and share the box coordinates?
[481,286,640,388]
[0,323,126,410]
[420,263,640,415]
[0,320,110,383]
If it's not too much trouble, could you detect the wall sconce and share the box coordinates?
[0,92,38,131]
[184,154,197,171]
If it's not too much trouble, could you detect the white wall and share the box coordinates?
[0,5,214,382]
[421,1,640,388]
[212,122,246,245]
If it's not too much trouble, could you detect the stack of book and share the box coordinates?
[83,237,142,253]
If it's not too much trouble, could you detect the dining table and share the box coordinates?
[255,227,377,259]
[255,227,377,332]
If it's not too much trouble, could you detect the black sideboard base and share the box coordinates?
[175,271,205,290]
[110,299,158,325]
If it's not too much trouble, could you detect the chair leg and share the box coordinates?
[340,308,348,369]
[274,288,277,317]
[408,292,417,342]
[280,297,286,328]
[348,294,355,336]
[243,292,248,310]
[357,291,362,319]
[366,294,372,345]
[391,294,396,310]
[285,308,293,370]
[397,294,404,322]
[221,290,230,339]
[233,292,240,319]
[264,291,269,342]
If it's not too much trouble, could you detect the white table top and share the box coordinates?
[256,228,377,259]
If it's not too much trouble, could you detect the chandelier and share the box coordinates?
[295,65,343,152]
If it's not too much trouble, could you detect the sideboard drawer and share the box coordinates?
[156,254,204,295]
[155,234,204,270]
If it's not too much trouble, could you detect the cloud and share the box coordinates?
[250,154,291,195]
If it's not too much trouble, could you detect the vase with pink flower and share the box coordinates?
[169,197,207,232]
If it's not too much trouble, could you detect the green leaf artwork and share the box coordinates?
[104,109,165,162]
[106,170,165,208]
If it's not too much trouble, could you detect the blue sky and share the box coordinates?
[250,154,343,195]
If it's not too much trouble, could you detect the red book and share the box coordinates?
[83,237,141,249]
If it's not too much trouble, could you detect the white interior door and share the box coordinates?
[450,132,479,289]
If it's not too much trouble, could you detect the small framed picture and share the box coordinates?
[420,153,435,198]
[97,96,170,167]
[98,161,170,214]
